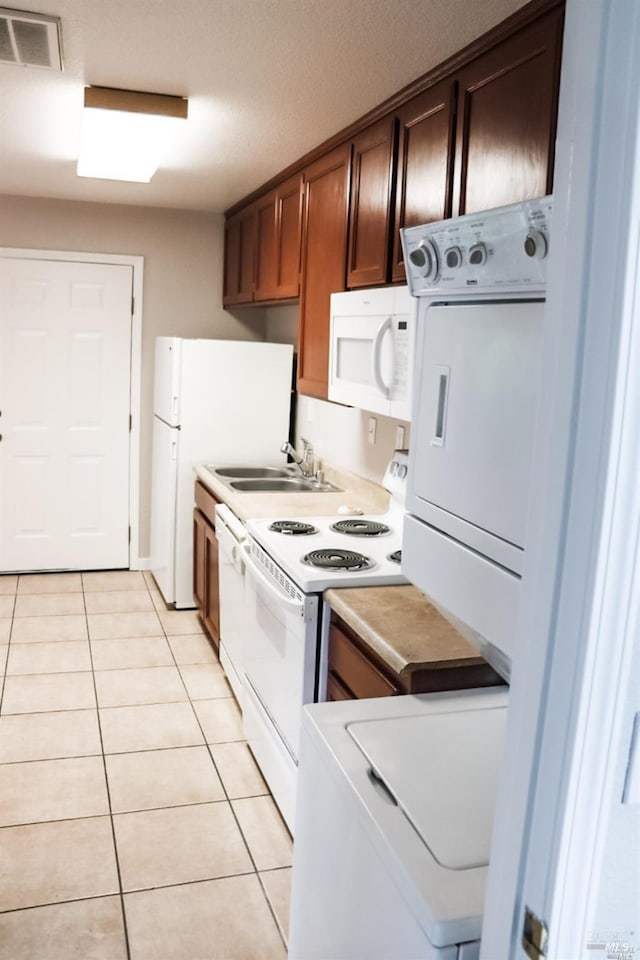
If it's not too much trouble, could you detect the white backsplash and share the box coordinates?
[295,395,410,485]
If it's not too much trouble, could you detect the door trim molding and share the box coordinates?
[0,247,144,570]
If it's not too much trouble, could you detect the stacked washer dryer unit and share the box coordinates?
[288,197,552,960]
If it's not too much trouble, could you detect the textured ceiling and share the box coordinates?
[0,0,529,212]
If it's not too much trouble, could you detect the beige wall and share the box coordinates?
[0,194,267,560]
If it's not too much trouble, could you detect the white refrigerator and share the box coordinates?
[150,337,294,607]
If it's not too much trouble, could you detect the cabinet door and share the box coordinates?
[347,116,397,288]
[223,207,256,305]
[452,5,564,215]
[274,173,303,298]
[203,521,220,650]
[193,508,206,615]
[391,80,457,282]
[298,143,351,398]
[254,190,277,302]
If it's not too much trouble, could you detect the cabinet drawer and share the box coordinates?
[329,622,399,699]
[194,480,220,527]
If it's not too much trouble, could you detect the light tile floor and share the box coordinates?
[0,570,291,960]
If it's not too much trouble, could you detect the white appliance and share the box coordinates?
[214,503,247,704]
[401,196,552,675]
[328,285,416,420]
[288,688,509,960]
[240,453,409,832]
[149,337,293,607]
[288,198,552,960]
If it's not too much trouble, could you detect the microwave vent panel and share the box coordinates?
[0,7,62,70]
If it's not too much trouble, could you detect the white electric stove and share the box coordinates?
[239,452,409,832]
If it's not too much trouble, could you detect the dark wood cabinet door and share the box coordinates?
[203,521,220,650]
[347,116,397,288]
[254,190,277,301]
[223,207,256,305]
[452,5,564,216]
[391,79,457,282]
[274,173,303,298]
[193,508,206,614]
[298,143,351,398]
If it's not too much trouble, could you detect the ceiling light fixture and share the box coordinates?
[77,86,188,183]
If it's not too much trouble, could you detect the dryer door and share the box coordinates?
[408,299,544,572]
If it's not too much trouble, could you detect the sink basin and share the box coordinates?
[205,464,342,493]
[227,477,342,493]
[230,478,322,492]
[211,466,291,479]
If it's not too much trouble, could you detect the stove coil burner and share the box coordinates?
[268,520,318,536]
[330,519,390,537]
[388,550,402,564]
[302,548,374,571]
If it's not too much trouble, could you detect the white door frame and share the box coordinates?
[481,2,640,957]
[0,248,144,569]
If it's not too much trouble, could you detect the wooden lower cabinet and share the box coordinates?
[193,480,221,652]
[326,611,504,701]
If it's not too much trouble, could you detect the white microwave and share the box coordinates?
[328,285,416,421]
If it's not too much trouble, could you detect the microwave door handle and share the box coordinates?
[372,316,392,399]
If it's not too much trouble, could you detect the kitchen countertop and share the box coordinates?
[324,584,489,680]
[194,462,390,522]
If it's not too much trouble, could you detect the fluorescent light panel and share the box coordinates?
[77,86,188,183]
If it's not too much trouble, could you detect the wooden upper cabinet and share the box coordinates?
[453,5,564,216]
[274,173,303,298]
[391,79,457,282]
[254,191,277,301]
[347,117,397,288]
[298,143,351,399]
[223,206,256,305]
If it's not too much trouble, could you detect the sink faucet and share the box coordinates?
[280,438,314,477]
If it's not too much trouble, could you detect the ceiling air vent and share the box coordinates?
[0,6,62,70]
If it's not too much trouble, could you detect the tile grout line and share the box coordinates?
[0,586,17,716]
[136,572,291,950]
[81,580,132,960]
[0,570,290,953]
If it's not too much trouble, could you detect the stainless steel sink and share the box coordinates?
[205,463,342,493]
[228,477,341,493]
[210,466,292,479]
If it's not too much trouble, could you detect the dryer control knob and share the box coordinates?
[468,243,487,266]
[524,230,548,259]
[444,246,462,269]
[408,239,439,283]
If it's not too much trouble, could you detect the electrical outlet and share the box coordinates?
[395,425,406,449]
[367,417,377,445]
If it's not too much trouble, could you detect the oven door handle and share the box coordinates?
[372,316,392,399]
[241,542,305,614]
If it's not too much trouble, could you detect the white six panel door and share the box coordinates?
[0,257,133,572]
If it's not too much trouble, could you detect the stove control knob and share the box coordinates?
[444,246,462,269]
[408,239,439,283]
[524,230,548,259]
[398,464,407,478]
[468,243,487,266]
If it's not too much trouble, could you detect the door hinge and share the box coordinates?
[522,907,548,959]
[131,295,135,315]
[128,525,131,544]
[129,414,132,432]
